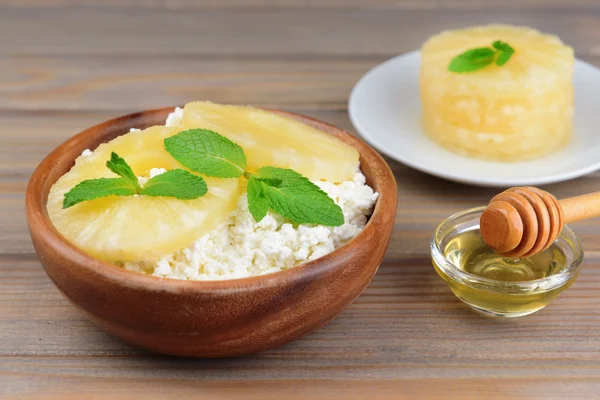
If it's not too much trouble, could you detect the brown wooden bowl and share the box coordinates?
[25,107,397,358]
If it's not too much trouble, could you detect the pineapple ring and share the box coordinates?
[181,102,359,183]
[47,125,244,263]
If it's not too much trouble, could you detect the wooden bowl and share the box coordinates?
[25,107,397,357]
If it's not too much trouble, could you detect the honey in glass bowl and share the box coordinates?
[431,207,583,318]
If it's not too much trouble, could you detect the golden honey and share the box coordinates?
[445,230,567,281]
[431,207,583,317]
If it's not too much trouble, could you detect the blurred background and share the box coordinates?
[2,0,597,113]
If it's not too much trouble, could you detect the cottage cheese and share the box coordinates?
[85,107,378,280]
[81,148,93,157]
[137,167,167,186]
[165,106,184,126]
[122,171,378,280]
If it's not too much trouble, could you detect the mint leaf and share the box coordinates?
[247,177,270,222]
[493,40,515,66]
[106,152,140,190]
[492,40,513,52]
[140,169,207,199]
[254,167,344,226]
[449,41,515,73]
[254,177,283,187]
[63,177,138,208]
[448,47,496,73]
[164,129,246,178]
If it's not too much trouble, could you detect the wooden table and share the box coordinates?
[3,1,600,398]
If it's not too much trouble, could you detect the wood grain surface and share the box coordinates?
[2,0,600,398]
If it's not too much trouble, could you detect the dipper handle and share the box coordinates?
[560,192,600,223]
[480,187,599,258]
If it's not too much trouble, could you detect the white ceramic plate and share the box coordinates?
[349,51,600,187]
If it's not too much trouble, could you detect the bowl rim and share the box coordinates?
[26,106,398,292]
[430,206,584,294]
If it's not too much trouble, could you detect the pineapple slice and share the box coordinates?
[420,25,574,161]
[180,102,359,182]
[47,125,243,263]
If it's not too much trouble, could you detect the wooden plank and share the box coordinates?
[1,8,599,57]
[0,57,374,111]
[2,54,600,112]
[2,257,600,360]
[4,378,600,400]
[2,256,600,398]
[2,0,600,11]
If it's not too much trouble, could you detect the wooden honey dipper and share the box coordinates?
[480,187,600,258]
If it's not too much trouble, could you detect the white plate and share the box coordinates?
[349,51,600,187]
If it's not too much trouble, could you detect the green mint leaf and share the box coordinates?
[63,177,138,208]
[254,177,283,187]
[492,40,513,52]
[247,177,270,222]
[448,47,496,73]
[106,152,140,190]
[254,167,344,226]
[140,169,207,199]
[493,40,515,66]
[164,129,246,178]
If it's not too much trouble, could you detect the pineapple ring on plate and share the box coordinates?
[47,125,244,263]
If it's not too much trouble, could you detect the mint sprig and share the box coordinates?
[64,127,346,227]
[63,177,138,208]
[164,129,246,178]
[106,152,140,190]
[493,40,515,66]
[448,40,515,73]
[140,169,207,199]
[166,130,345,226]
[251,167,344,226]
[63,152,207,208]
[247,177,270,222]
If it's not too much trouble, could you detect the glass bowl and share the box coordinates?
[431,206,584,318]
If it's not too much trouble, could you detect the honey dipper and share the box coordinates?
[480,187,600,258]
